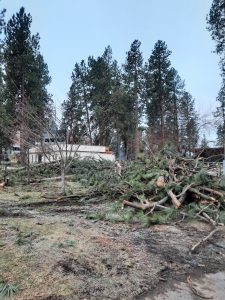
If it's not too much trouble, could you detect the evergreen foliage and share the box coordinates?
[214,80,225,145]
[62,60,92,144]
[87,47,114,146]
[208,0,225,144]
[145,40,173,148]
[200,134,209,148]
[4,7,51,117]
[207,0,225,56]
[123,40,144,159]
[145,41,198,151]
[0,8,9,153]
[62,39,199,158]
[179,91,199,151]
[3,7,52,163]
[0,282,18,299]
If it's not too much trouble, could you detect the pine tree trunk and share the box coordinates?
[99,125,104,145]
[134,125,140,159]
[173,93,179,148]
[134,68,140,159]
[124,139,128,160]
[133,100,140,159]
[159,65,165,148]
[3,164,7,183]
[116,132,121,159]
[160,99,165,148]
[83,88,92,145]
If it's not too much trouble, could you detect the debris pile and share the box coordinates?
[2,149,225,227]
[113,150,225,227]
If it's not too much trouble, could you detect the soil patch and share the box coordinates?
[0,187,225,299]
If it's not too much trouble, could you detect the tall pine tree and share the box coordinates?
[214,80,225,145]
[108,60,133,159]
[123,40,144,159]
[145,40,198,151]
[207,0,225,56]
[179,91,199,152]
[0,7,8,154]
[207,0,225,144]
[4,7,52,164]
[88,46,115,146]
[166,67,184,147]
[145,40,172,148]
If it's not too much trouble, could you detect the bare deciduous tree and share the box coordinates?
[0,105,84,194]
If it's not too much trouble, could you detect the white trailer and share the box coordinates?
[29,143,115,164]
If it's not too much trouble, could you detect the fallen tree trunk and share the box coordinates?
[199,187,225,198]
[189,188,217,202]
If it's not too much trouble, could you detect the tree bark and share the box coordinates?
[116,132,121,159]
[99,125,104,146]
[83,87,92,145]
[134,123,140,159]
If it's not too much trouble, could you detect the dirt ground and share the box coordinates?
[0,182,225,300]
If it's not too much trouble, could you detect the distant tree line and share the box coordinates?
[61,40,199,159]
[0,6,201,163]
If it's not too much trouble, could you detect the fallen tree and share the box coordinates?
[105,149,225,227]
[3,148,225,227]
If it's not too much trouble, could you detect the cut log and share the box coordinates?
[167,189,181,208]
[155,176,165,188]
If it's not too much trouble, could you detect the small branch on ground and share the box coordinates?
[191,227,221,253]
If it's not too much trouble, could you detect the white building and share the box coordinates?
[12,131,21,154]
[29,143,115,164]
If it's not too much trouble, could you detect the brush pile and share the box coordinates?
[3,149,225,226]
[112,149,225,226]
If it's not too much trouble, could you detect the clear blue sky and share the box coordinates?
[1,0,221,120]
